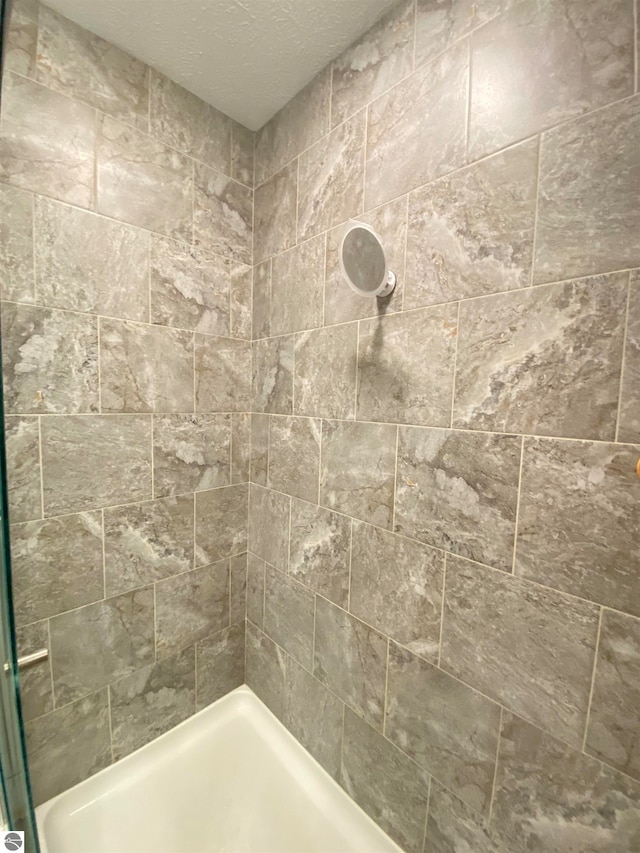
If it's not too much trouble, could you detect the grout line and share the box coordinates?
[449,301,461,429]
[487,705,504,821]
[46,618,55,710]
[529,134,544,285]
[37,416,45,519]
[192,493,197,570]
[150,415,155,500]
[354,321,360,419]
[614,274,632,442]
[101,509,106,598]
[381,638,390,737]
[437,555,446,668]
[582,606,604,753]
[391,425,400,532]
[311,594,317,674]
[412,0,418,72]
[511,435,526,574]
[421,777,431,853]
[464,38,471,159]
[106,684,115,764]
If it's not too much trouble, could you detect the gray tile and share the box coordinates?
[245,621,286,720]
[270,235,325,336]
[0,72,95,208]
[252,336,294,414]
[231,122,254,187]
[357,304,457,426]
[469,0,635,160]
[0,184,34,303]
[365,42,468,209]
[16,621,54,722]
[4,0,37,78]
[405,139,538,309]
[41,415,152,515]
[341,708,430,853]
[230,553,247,623]
[195,485,248,565]
[254,160,297,264]
[248,485,290,571]
[247,553,265,628]
[351,522,443,661]
[618,271,640,443]
[26,689,111,805]
[104,495,194,597]
[97,115,192,241]
[297,112,366,242]
[294,324,358,420]
[100,319,193,414]
[314,596,387,728]
[284,658,343,779]
[264,565,314,670]
[395,427,521,571]
[415,0,507,69]
[2,303,99,414]
[195,335,251,413]
[37,6,149,131]
[386,643,500,814]
[12,511,103,625]
[153,414,231,497]
[51,587,155,705]
[196,622,245,709]
[110,647,196,760]
[425,781,507,853]
[320,420,396,528]
[289,499,350,608]
[453,275,628,440]
[35,196,149,322]
[149,70,230,172]
[516,438,640,617]
[5,415,41,523]
[268,416,321,503]
[586,609,640,781]
[156,562,229,656]
[533,95,640,283]
[249,413,269,487]
[231,412,251,484]
[331,0,414,127]
[441,556,600,747]
[230,263,252,340]
[193,162,252,265]
[492,712,640,853]
[252,259,271,340]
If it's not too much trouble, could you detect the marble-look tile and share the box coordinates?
[153,414,230,497]
[230,264,252,340]
[150,237,230,336]
[41,415,152,515]
[2,303,99,414]
[365,42,468,209]
[231,122,254,187]
[351,523,444,660]
[264,566,314,670]
[516,438,640,617]
[100,319,193,414]
[268,416,321,503]
[51,587,155,704]
[618,272,640,443]
[231,413,251,484]
[249,413,269,487]
[0,184,34,303]
[270,235,325,336]
[195,335,251,413]
[357,304,457,425]
[16,621,53,722]
[4,0,38,78]
[314,596,387,728]
[195,485,248,565]
[34,196,149,322]
[320,420,396,529]
[297,112,366,241]
[289,499,350,608]
[294,324,358,420]
[534,96,640,283]
[12,511,103,625]
[252,259,271,340]
[196,622,245,709]
[26,689,111,806]
[284,658,343,780]
[37,6,149,131]
[0,72,95,207]
[5,415,41,523]
[453,275,628,440]
[229,553,247,623]
[441,556,600,747]
[245,622,286,720]
[425,781,508,853]
[469,0,635,160]
[248,485,290,571]
[104,495,194,596]
[254,160,297,264]
[254,67,331,186]
[247,553,265,628]
[149,70,230,172]
[586,609,640,781]
[156,562,229,656]
[395,427,521,571]
[341,709,430,853]
[405,139,538,309]
[492,712,640,853]
[193,162,252,265]
[252,336,294,414]
[387,643,500,814]
[110,647,196,760]
[415,0,507,69]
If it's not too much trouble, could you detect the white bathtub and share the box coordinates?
[36,685,400,853]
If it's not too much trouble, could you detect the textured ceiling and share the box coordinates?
[42,0,400,130]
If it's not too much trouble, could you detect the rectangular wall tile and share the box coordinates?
[231,412,251,484]
[0,184,34,303]
[254,160,297,264]
[4,0,38,78]
[230,263,252,340]
[268,416,321,502]
[252,336,294,414]
[270,235,325,336]
[264,565,314,670]
[294,324,358,420]
[193,162,252,265]
[195,335,251,413]
[16,620,54,722]
[195,484,248,565]
[415,0,506,69]
[196,622,245,709]
[245,622,286,720]
[618,271,640,443]
[229,553,247,623]
[289,499,350,608]
[247,553,266,628]
[248,484,290,571]
[231,121,254,187]
[153,414,231,497]
[5,415,41,523]
[249,413,269,487]
[425,781,508,853]
[252,259,271,340]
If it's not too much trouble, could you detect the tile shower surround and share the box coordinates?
[1,0,640,849]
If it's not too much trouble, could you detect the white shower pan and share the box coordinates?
[36,685,400,853]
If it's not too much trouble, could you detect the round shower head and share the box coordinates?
[339,220,397,299]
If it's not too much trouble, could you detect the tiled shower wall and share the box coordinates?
[0,0,254,804]
[246,0,640,851]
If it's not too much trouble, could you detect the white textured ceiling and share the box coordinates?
[42,0,400,130]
